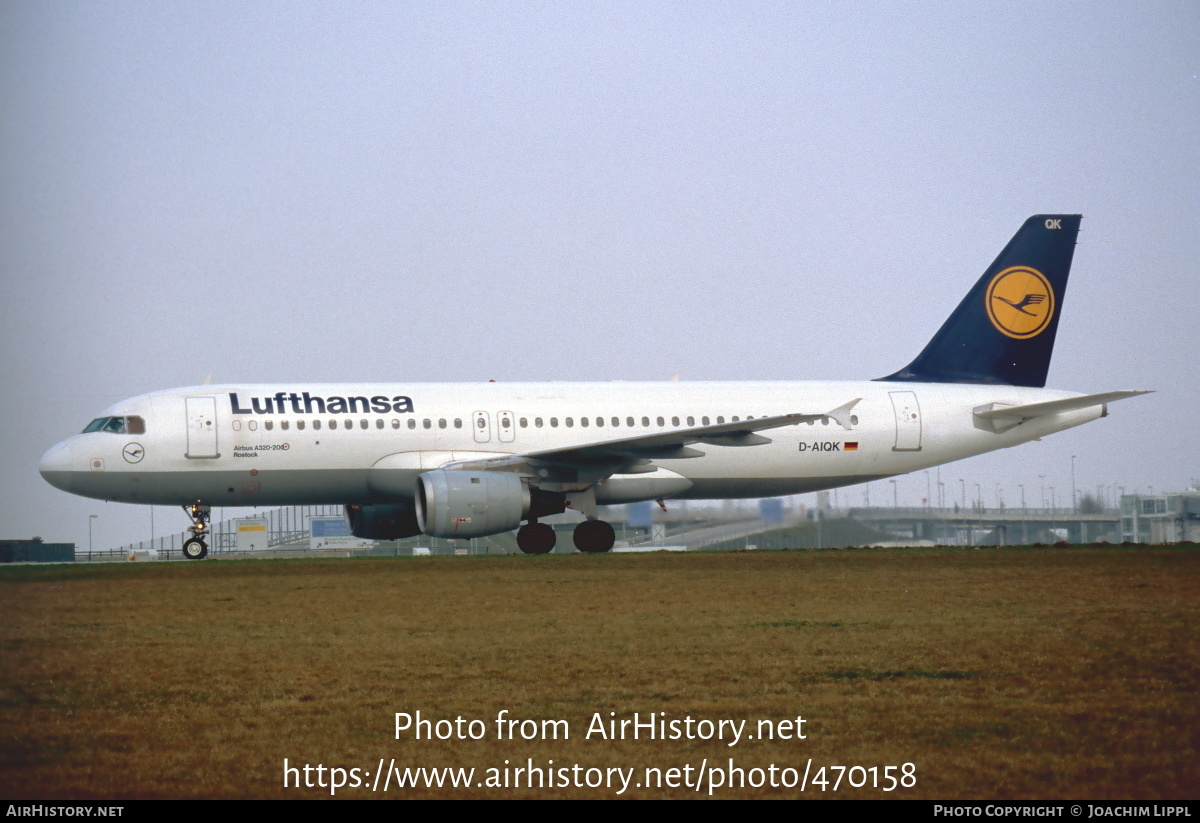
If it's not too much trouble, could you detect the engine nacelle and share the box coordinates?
[345,503,422,540]
[415,470,530,538]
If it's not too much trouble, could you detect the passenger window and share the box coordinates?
[297,420,306,430]
[438,419,447,429]
[249,420,258,431]
[313,421,321,430]
[580,417,588,427]
[566,418,574,428]
[408,419,416,430]
[423,419,432,429]
[702,416,710,426]
[717,416,725,424]
[391,419,399,429]
[656,417,665,427]
[641,417,649,427]
[454,419,462,429]
[232,420,242,431]
[265,421,274,431]
[126,416,146,434]
[376,419,384,429]
[536,418,544,428]
[329,420,337,430]
[519,418,528,428]
[850,415,859,425]
[613,417,620,427]
[360,419,368,429]
[550,418,558,427]
[282,420,290,431]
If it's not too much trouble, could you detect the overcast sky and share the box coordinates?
[2,1,1197,550]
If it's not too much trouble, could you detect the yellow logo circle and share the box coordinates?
[985,266,1055,339]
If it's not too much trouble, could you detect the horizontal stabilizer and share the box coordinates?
[973,390,1151,433]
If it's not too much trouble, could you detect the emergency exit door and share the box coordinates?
[472,411,491,443]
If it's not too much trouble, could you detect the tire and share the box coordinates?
[573,520,615,553]
[182,537,208,560]
[517,523,556,554]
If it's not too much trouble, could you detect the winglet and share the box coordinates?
[825,398,861,430]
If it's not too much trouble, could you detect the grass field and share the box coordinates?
[2,545,1197,799]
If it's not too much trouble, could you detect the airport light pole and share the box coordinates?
[88,514,98,555]
[924,471,931,508]
[889,479,898,508]
[1039,475,1046,509]
[975,483,982,510]
[959,479,966,508]
[1071,455,1078,513]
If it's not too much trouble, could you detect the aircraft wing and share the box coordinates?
[973,390,1151,433]
[446,399,861,474]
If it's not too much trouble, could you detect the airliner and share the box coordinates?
[39,215,1148,558]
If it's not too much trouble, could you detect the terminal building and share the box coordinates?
[1121,486,1200,544]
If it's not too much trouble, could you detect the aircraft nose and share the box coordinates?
[39,441,75,493]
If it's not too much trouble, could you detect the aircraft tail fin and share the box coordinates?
[877,215,1081,387]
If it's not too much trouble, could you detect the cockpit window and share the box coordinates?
[82,416,146,434]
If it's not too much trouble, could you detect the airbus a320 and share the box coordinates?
[39,215,1148,557]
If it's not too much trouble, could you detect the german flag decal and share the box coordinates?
[845,442,859,451]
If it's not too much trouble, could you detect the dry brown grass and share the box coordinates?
[1,546,1197,799]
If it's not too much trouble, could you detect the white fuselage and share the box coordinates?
[38,380,1102,508]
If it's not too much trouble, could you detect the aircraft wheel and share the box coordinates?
[574,520,615,553]
[517,523,556,554]
[182,537,208,560]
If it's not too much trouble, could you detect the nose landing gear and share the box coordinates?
[181,502,211,560]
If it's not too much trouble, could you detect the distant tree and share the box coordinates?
[1078,493,1105,514]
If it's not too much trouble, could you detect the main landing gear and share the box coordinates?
[516,522,556,554]
[515,519,617,554]
[181,502,211,560]
[573,520,616,553]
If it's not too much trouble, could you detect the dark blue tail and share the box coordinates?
[878,214,1081,388]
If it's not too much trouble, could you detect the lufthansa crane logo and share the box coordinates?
[122,442,145,463]
[985,266,1055,339]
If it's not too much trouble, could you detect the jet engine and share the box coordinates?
[415,470,531,539]
[345,502,422,539]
